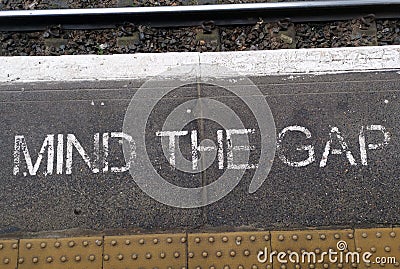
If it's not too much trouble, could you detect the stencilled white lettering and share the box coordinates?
[12,124,390,176]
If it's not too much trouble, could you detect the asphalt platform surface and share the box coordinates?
[0,71,399,235]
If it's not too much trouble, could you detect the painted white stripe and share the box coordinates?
[0,45,400,83]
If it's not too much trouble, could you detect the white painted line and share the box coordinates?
[200,45,400,77]
[0,45,400,83]
[0,53,199,83]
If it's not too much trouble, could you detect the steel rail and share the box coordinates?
[0,0,400,31]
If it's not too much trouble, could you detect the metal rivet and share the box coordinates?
[267,265,272,269]
[46,256,53,263]
[334,233,340,239]
[376,232,382,238]
[236,236,242,242]
[75,255,81,262]
[278,235,284,241]
[118,254,123,260]
[89,255,95,261]
[390,231,396,238]
[320,234,326,240]
[131,254,138,260]
[338,263,343,268]
[146,253,152,259]
[32,257,38,263]
[189,252,194,258]
[216,251,222,257]
[60,256,67,262]
[356,247,362,253]
[160,252,166,259]
[385,246,391,252]
[139,239,145,244]
[230,250,236,257]
[18,258,24,264]
[103,255,110,261]
[238,265,244,269]
[3,258,9,264]
[362,232,368,238]
[208,237,215,243]
[210,267,216,269]
[40,242,46,248]
[244,250,250,256]
[54,242,61,248]
[347,233,354,239]
[264,235,270,241]
[292,235,298,241]
[250,235,256,241]
[26,243,32,249]
[295,265,301,269]
[306,234,312,240]
[315,248,321,254]
[153,238,158,244]
[83,241,89,247]
[195,237,201,243]
[281,265,286,269]
[181,237,187,243]
[196,267,201,269]
[371,247,377,253]
[12,243,18,249]
[224,266,230,269]
[174,252,180,258]
[252,265,258,269]
[111,240,117,246]
[202,251,208,257]
[69,241,75,247]
[310,264,315,269]
[223,236,229,242]
[0,244,3,250]
[323,264,329,269]
[95,240,102,246]
[167,237,173,243]
[352,263,357,268]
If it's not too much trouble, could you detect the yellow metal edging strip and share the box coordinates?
[270,229,356,269]
[0,240,18,269]
[0,227,399,269]
[18,236,103,269]
[354,228,400,268]
[103,233,187,269]
[188,231,272,269]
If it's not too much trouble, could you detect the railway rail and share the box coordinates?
[0,1,399,55]
[0,0,400,31]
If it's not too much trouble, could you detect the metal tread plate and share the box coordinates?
[103,233,187,269]
[0,227,399,269]
[18,236,103,269]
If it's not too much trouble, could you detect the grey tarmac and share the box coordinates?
[0,71,399,235]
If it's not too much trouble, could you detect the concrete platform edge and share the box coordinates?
[0,46,399,83]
